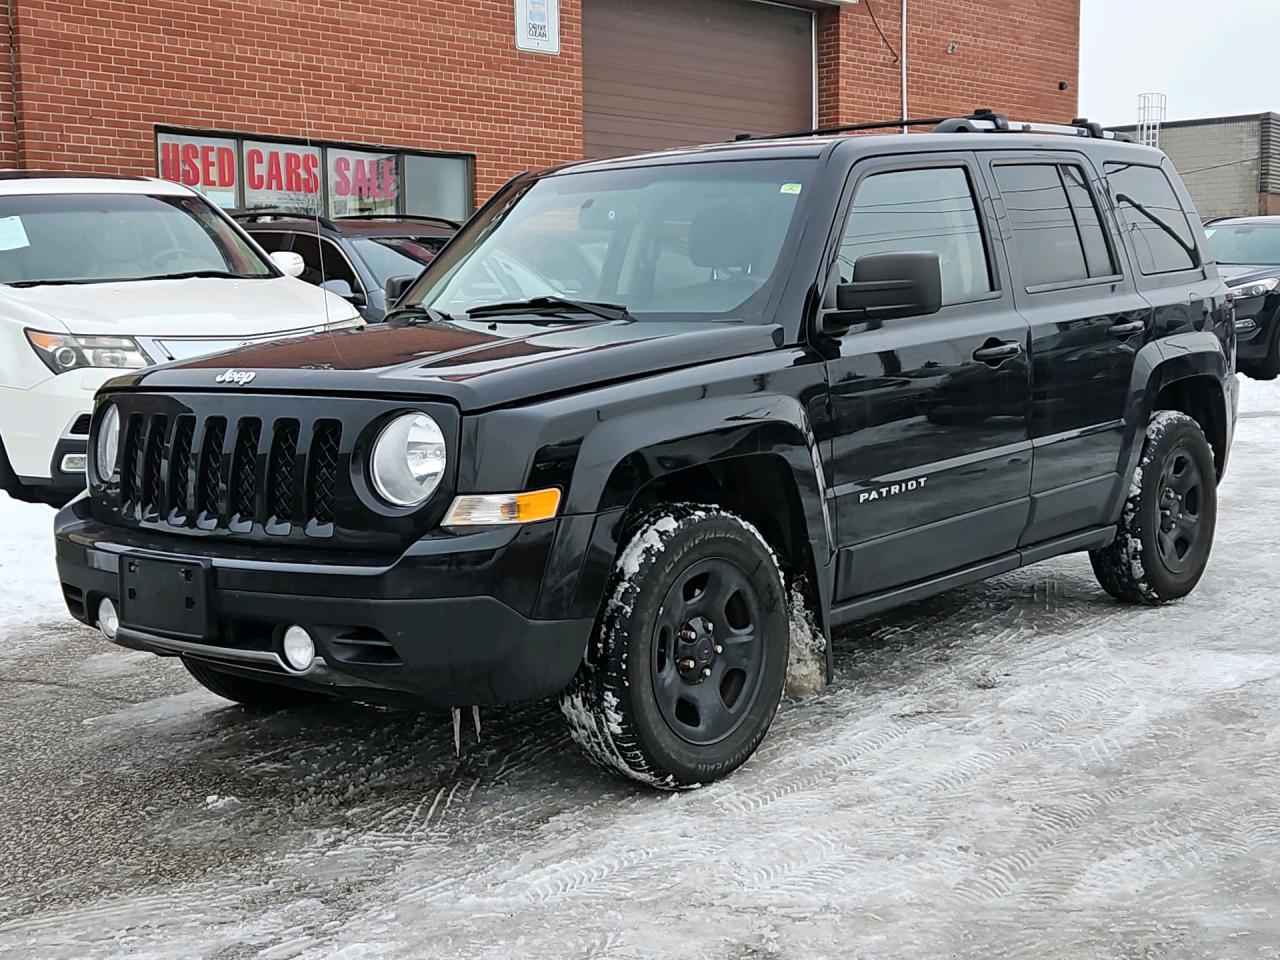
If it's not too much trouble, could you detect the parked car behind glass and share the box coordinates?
[0,172,362,506]
[1205,216,1280,380]
[236,212,458,322]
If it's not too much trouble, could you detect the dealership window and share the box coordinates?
[156,130,472,222]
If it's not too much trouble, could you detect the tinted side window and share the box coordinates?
[993,164,1087,285]
[1061,165,1117,278]
[840,167,992,305]
[1105,162,1198,275]
[290,233,361,291]
[248,231,290,254]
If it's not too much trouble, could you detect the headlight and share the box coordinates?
[1228,277,1279,299]
[369,413,446,507]
[25,330,152,374]
[95,404,120,481]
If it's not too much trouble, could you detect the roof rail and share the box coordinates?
[334,213,462,230]
[230,209,337,230]
[732,109,1134,144]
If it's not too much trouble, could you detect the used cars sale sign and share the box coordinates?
[157,132,400,215]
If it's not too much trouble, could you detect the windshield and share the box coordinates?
[0,192,275,286]
[410,159,814,321]
[349,235,447,286]
[1206,224,1280,265]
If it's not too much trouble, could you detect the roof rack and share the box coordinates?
[334,213,461,230]
[230,209,337,230]
[734,109,1133,143]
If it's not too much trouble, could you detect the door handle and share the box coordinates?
[1107,319,1145,339]
[972,340,1023,365]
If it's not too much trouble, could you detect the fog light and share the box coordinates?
[281,625,315,672]
[60,453,87,475]
[1237,317,1257,333]
[97,597,119,641]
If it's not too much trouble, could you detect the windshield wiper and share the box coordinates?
[142,269,259,281]
[385,305,455,327]
[6,278,105,288]
[1115,193,1199,263]
[467,295,633,323]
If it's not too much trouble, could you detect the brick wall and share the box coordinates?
[0,0,1078,203]
[3,0,583,203]
[818,0,1079,128]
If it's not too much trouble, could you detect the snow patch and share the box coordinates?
[784,584,826,698]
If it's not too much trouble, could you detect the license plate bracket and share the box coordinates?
[119,555,212,641]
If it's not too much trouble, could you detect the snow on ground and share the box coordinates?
[1,379,1279,959]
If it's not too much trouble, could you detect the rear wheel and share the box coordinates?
[1090,411,1217,604]
[183,658,329,709]
[560,504,789,789]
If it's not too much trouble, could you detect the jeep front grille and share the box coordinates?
[118,411,341,537]
[92,393,457,550]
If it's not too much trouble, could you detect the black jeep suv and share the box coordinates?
[55,112,1237,788]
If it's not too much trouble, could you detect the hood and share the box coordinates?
[107,318,786,412]
[0,275,359,337]
[1217,263,1280,284]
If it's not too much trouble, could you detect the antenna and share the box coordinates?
[1137,92,1167,149]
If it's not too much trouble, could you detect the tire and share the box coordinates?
[183,657,329,709]
[1090,411,1217,604]
[1240,309,1280,381]
[560,504,789,789]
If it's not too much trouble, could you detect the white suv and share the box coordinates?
[0,172,362,505]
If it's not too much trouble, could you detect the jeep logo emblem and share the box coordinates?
[215,369,256,386]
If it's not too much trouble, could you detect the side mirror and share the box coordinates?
[384,274,416,306]
[269,250,306,279]
[822,251,943,335]
[320,277,365,306]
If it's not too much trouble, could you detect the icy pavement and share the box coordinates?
[1,379,1279,959]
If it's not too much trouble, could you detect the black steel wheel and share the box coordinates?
[651,557,768,745]
[560,504,789,788]
[1091,411,1217,604]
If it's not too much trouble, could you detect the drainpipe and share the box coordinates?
[6,0,19,167]
[900,0,908,132]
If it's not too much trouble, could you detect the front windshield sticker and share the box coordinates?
[779,182,803,195]
[0,216,30,251]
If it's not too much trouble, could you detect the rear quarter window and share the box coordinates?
[1105,162,1199,275]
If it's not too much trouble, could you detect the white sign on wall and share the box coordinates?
[515,0,560,55]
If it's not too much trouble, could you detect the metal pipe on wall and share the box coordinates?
[900,0,908,132]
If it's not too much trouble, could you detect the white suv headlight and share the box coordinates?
[95,403,120,481]
[25,330,152,374]
[1229,277,1278,299]
[370,413,446,507]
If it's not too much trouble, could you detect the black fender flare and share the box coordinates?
[1111,331,1232,517]
[540,393,836,651]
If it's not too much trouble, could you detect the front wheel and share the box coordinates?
[1090,411,1217,604]
[560,505,789,789]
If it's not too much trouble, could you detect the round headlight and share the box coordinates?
[370,413,447,507]
[95,404,120,481]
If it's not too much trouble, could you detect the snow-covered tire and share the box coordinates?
[1090,411,1217,604]
[559,504,789,789]
[183,658,329,709]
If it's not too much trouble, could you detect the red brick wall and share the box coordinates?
[0,1,15,168]
[0,0,1078,203]
[4,0,583,203]
[818,0,1079,128]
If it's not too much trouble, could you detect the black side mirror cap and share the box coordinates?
[384,274,416,306]
[821,251,943,335]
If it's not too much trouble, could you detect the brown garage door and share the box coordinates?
[583,0,814,159]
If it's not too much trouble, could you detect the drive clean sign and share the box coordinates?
[515,0,559,54]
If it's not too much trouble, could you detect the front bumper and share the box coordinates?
[0,369,114,487]
[54,498,594,707]
[1235,296,1277,360]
